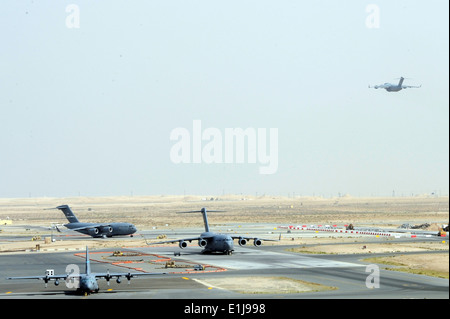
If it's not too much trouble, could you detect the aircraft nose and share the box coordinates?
[86,281,95,292]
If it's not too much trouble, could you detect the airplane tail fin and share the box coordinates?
[200,208,210,233]
[177,208,225,233]
[398,77,404,87]
[56,205,80,224]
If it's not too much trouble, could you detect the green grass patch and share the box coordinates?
[363,256,449,279]
[285,246,330,254]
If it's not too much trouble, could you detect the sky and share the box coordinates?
[0,0,448,198]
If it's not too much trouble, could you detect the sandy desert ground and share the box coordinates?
[0,195,448,278]
[0,194,447,228]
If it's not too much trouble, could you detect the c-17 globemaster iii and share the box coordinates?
[369,76,421,92]
[150,207,279,255]
[7,246,166,295]
[50,205,137,238]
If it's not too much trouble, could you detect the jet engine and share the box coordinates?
[179,240,188,249]
[238,237,247,246]
[253,238,262,247]
[88,228,100,236]
[54,279,60,286]
[198,239,207,247]
[100,226,113,233]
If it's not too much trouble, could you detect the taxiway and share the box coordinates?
[0,243,447,299]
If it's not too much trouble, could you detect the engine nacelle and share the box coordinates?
[88,228,100,236]
[238,238,247,246]
[198,239,207,247]
[100,226,113,233]
[253,238,262,247]
[179,240,188,249]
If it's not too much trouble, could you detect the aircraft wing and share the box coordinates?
[149,236,204,245]
[402,85,421,89]
[230,235,280,242]
[369,84,386,89]
[64,223,113,232]
[7,274,71,281]
[94,271,166,280]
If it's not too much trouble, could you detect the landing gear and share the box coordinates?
[79,289,97,296]
[225,250,233,255]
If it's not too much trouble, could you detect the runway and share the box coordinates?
[0,243,447,299]
[134,245,363,270]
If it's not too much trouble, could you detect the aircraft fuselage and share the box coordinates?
[200,232,234,254]
[79,275,99,294]
[65,222,137,238]
[385,85,402,92]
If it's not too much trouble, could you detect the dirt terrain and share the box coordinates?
[0,194,448,228]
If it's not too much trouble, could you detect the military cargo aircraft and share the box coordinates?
[52,205,137,238]
[369,77,421,92]
[150,207,278,255]
[7,246,165,295]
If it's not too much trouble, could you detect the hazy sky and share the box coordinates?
[0,0,448,198]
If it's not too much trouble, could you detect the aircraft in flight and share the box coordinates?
[7,246,166,295]
[51,205,137,238]
[149,207,278,255]
[369,77,421,92]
